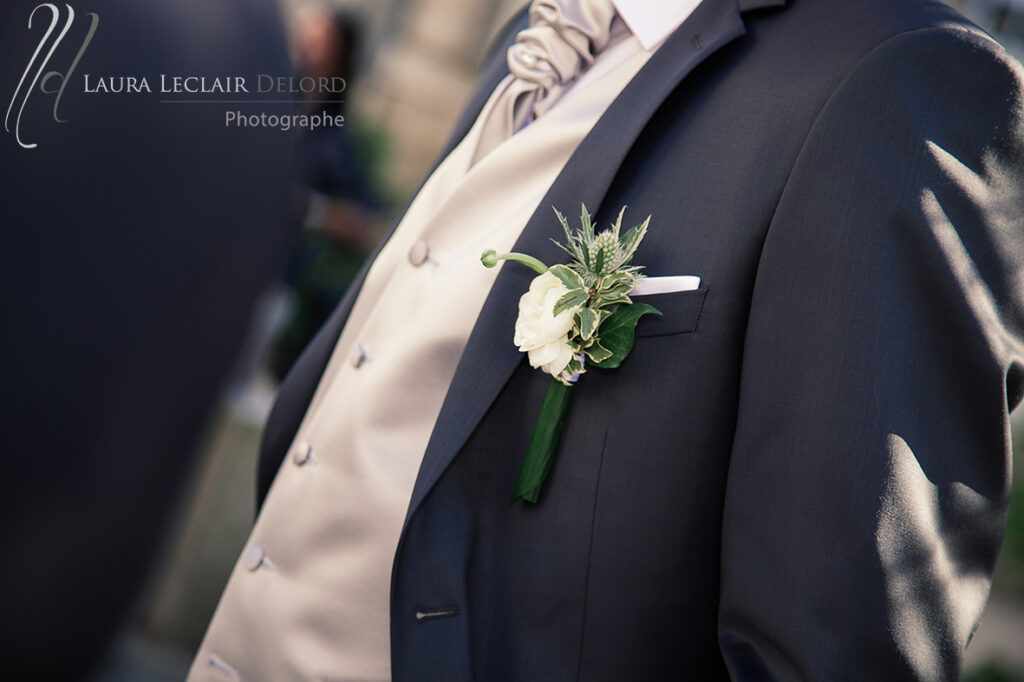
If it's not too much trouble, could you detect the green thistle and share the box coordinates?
[553,204,649,286]
[536,204,658,382]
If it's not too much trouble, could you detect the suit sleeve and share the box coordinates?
[717,26,1024,681]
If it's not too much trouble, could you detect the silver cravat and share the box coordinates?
[471,0,626,165]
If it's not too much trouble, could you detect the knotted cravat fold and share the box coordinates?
[471,0,624,166]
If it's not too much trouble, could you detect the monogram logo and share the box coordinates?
[4,3,98,149]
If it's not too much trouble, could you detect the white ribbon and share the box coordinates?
[630,275,701,296]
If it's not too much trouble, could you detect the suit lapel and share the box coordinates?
[404,0,760,523]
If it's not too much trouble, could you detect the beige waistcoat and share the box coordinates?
[189,33,652,682]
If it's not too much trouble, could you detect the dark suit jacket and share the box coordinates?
[257,0,1024,678]
[0,0,292,678]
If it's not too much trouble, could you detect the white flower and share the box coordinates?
[513,271,578,377]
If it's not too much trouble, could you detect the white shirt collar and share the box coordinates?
[610,0,703,50]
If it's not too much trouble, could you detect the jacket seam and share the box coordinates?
[575,429,609,682]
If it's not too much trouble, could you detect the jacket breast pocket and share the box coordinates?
[632,288,708,338]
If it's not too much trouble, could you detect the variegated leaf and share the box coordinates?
[553,287,588,317]
[618,215,650,261]
[552,208,584,263]
[584,339,613,364]
[580,203,595,244]
[576,306,599,341]
[554,207,573,242]
[550,237,577,262]
[610,205,626,240]
[549,263,585,291]
[596,293,631,309]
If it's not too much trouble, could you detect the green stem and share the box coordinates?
[512,379,574,503]
[480,249,548,275]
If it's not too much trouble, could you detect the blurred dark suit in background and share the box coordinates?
[269,4,383,380]
[0,0,293,678]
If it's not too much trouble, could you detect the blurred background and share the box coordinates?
[2,0,1021,679]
